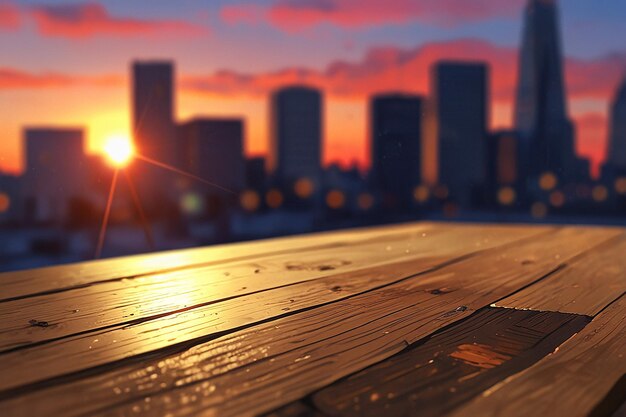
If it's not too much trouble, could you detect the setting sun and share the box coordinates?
[103,135,134,168]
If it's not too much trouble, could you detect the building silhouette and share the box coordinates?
[370,94,423,208]
[515,0,576,181]
[269,86,322,188]
[132,61,176,165]
[131,61,179,209]
[433,62,488,206]
[178,118,246,194]
[605,77,626,175]
[21,128,88,223]
[245,157,267,191]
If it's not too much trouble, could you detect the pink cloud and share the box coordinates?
[0,67,123,89]
[30,2,208,39]
[179,38,625,171]
[0,2,20,30]
[222,0,526,31]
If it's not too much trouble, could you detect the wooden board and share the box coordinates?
[0,224,542,352]
[0,226,617,417]
[309,308,589,417]
[495,233,626,315]
[449,295,626,417]
[0,221,448,301]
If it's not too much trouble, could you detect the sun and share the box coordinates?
[103,135,134,168]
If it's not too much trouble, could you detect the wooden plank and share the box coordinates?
[0,221,447,301]
[0,225,544,391]
[449,295,626,417]
[0,227,616,417]
[495,233,626,315]
[308,308,588,417]
[0,224,538,351]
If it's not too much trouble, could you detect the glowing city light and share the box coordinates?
[294,178,314,199]
[266,189,283,209]
[549,190,565,207]
[103,135,134,168]
[326,190,346,209]
[413,185,430,203]
[240,190,260,212]
[0,192,10,213]
[497,187,516,206]
[539,172,558,191]
[592,185,609,202]
[615,177,626,195]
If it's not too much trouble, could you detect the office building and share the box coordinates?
[269,86,322,187]
[370,94,423,207]
[515,0,576,180]
[433,62,488,206]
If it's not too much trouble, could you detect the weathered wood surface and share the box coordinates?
[449,295,626,417]
[0,221,450,302]
[495,233,626,315]
[0,222,624,417]
[309,308,588,417]
[0,224,541,352]
[0,226,619,417]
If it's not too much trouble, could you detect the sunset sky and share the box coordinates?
[1,0,625,176]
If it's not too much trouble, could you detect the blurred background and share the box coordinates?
[0,0,625,272]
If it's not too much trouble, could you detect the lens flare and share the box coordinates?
[104,135,134,168]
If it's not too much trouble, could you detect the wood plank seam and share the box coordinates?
[1,226,554,355]
[0,227,438,303]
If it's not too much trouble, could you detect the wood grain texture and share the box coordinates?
[449,295,626,417]
[309,308,589,417]
[0,221,447,302]
[0,225,543,392]
[0,225,537,352]
[495,233,626,315]
[0,226,616,417]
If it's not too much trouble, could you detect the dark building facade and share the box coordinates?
[515,0,576,181]
[269,86,322,187]
[433,62,488,206]
[132,61,176,165]
[178,118,246,194]
[370,94,423,208]
[606,77,626,175]
[21,128,88,223]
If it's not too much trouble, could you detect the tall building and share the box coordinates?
[132,61,176,165]
[269,86,322,187]
[515,0,576,180]
[370,94,423,207]
[21,128,88,223]
[433,62,488,206]
[178,118,246,194]
[606,77,626,173]
[245,157,266,190]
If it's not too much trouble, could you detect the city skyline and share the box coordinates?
[1,0,626,176]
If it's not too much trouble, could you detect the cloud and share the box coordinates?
[0,67,123,89]
[30,2,208,39]
[221,0,526,31]
[180,39,626,107]
[0,2,20,30]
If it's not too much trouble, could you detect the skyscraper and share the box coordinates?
[178,118,246,194]
[132,61,176,166]
[21,128,88,222]
[269,86,322,187]
[606,77,626,173]
[433,62,488,206]
[370,94,423,207]
[515,0,576,180]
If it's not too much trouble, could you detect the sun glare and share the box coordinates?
[103,135,134,168]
